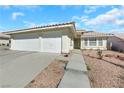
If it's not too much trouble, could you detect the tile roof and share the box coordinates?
[3,22,75,34]
[115,33,124,40]
[82,31,113,38]
[0,33,10,39]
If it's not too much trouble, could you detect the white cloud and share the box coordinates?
[85,7,124,26]
[85,14,115,25]
[115,20,124,26]
[12,12,24,20]
[71,16,90,28]
[71,6,124,32]
[72,16,89,22]
[107,8,124,16]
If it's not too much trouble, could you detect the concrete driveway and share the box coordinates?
[0,50,58,88]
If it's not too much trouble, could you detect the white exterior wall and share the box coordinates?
[61,31,73,53]
[10,38,14,49]
[70,38,74,50]
[81,37,107,50]
[69,34,74,50]
[62,34,69,53]
[10,30,74,53]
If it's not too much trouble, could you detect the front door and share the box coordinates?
[74,38,81,49]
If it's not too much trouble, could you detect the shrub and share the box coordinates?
[86,64,91,71]
[97,49,103,59]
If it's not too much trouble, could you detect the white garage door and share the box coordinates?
[42,31,61,53]
[11,33,40,51]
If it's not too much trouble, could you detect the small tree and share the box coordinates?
[97,49,103,59]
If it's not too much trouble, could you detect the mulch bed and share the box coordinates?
[25,60,65,88]
[83,50,124,88]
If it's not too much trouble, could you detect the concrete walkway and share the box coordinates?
[58,50,91,88]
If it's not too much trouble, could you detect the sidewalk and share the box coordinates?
[58,49,91,88]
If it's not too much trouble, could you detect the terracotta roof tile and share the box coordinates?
[0,33,10,39]
[115,33,124,40]
[3,22,75,34]
[82,31,113,37]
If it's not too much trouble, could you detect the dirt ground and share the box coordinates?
[25,60,65,88]
[82,50,124,88]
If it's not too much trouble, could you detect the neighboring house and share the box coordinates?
[108,34,124,52]
[0,33,10,46]
[4,22,75,53]
[4,22,112,53]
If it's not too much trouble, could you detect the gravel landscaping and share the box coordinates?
[25,60,65,88]
[82,50,124,88]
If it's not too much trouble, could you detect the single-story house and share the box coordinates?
[3,22,112,53]
[0,33,10,46]
[108,34,124,52]
[4,22,75,53]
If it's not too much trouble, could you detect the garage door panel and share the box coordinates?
[42,31,62,53]
[11,33,40,51]
[13,39,40,51]
[43,38,61,53]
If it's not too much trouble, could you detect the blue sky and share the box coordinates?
[0,5,124,33]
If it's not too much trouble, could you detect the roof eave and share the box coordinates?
[4,22,76,35]
[81,35,112,38]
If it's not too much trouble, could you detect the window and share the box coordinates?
[84,39,88,46]
[89,38,96,46]
[98,39,103,46]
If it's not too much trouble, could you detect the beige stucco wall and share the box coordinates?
[61,30,74,53]
[81,37,107,50]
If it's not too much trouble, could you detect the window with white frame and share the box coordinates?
[84,38,88,46]
[98,39,103,46]
[89,37,97,46]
